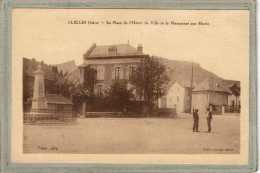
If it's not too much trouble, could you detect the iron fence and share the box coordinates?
[23,109,77,123]
[225,106,241,113]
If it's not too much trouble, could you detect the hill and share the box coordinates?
[158,57,222,87]
[54,60,77,75]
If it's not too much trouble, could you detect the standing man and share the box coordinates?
[193,109,199,132]
[206,107,213,132]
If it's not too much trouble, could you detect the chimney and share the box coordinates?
[137,44,143,54]
[108,45,117,56]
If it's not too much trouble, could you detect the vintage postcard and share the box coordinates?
[0,0,257,172]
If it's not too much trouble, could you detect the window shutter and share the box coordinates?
[120,67,124,79]
[125,66,129,79]
[111,67,115,80]
[97,66,105,80]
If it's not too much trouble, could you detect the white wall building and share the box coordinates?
[158,81,191,114]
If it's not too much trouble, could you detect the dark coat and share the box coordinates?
[193,112,199,120]
[208,111,213,119]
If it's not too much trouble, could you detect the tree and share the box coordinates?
[83,66,97,95]
[64,70,68,76]
[53,76,91,105]
[54,77,74,99]
[52,66,97,104]
[130,56,170,105]
[70,83,91,105]
[59,70,63,77]
[105,80,134,111]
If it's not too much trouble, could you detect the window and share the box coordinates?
[129,67,135,79]
[97,85,103,95]
[169,97,172,103]
[115,67,121,80]
[97,66,105,80]
[177,96,179,102]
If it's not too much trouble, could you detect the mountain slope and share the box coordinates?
[54,60,77,74]
[158,57,222,87]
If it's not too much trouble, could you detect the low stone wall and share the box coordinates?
[85,112,122,118]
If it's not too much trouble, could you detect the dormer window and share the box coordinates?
[108,45,117,56]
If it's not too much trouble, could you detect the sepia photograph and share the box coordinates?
[17,9,245,155]
[0,2,254,169]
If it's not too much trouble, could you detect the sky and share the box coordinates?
[13,9,249,81]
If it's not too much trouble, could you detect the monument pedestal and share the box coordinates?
[31,97,47,110]
[31,64,47,110]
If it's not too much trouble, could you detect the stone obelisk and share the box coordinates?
[31,64,47,109]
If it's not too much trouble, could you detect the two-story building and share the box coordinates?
[158,80,192,114]
[77,43,149,114]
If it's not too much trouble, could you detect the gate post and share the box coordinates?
[82,101,86,117]
[222,105,225,115]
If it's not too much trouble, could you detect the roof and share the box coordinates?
[223,80,240,88]
[177,80,192,88]
[165,80,192,92]
[192,77,230,93]
[84,43,146,59]
[46,94,73,105]
[165,81,175,91]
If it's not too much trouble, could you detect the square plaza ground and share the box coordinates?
[23,113,240,154]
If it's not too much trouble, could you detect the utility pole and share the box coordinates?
[190,61,193,114]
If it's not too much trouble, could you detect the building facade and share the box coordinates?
[76,43,149,114]
[158,81,191,114]
[78,43,149,96]
[191,77,240,114]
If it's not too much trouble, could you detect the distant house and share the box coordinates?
[225,81,241,113]
[158,80,191,113]
[225,81,240,108]
[192,77,240,114]
[45,94,73,111]
[192,77,229,114]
